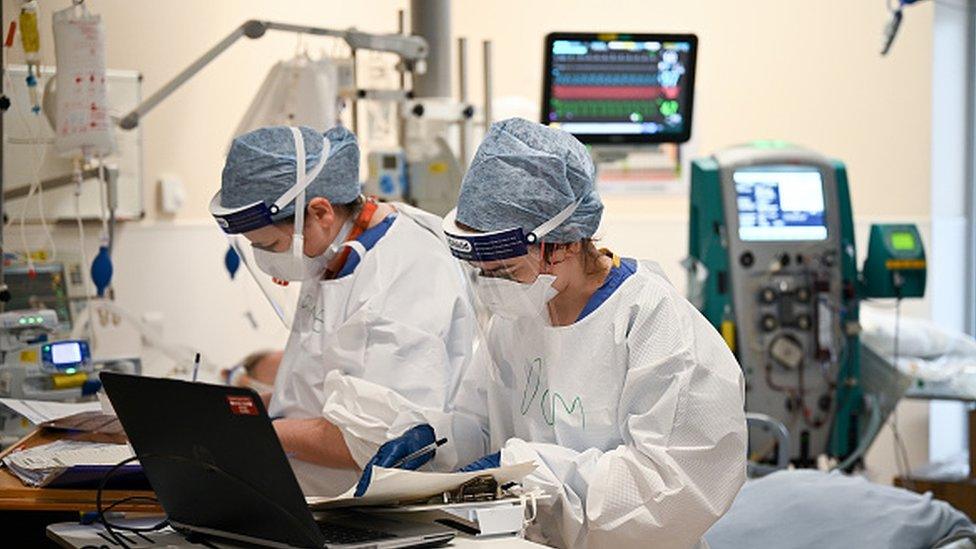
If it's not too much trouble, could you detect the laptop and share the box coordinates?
[100,372,455,549]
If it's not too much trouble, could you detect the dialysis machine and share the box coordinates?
[688,142,926,467]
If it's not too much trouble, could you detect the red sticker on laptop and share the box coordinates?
[226,395,259,416]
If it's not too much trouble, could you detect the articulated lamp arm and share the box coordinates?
[118,20,427,130]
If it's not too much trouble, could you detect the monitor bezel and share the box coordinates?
[541,32,699,145]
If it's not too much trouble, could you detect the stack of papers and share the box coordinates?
[0,398,103,425]
[307,461,537,509]
[2,440,135,487]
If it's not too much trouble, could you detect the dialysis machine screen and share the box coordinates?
[734,166,828,242]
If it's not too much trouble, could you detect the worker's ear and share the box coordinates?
[306,197,336,228]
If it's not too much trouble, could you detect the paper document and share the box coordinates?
[307,461,537,509]
[2,439,135,487]
[0,398,102,425]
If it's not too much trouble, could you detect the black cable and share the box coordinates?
[96,455,167,548]
[96,452,323,549]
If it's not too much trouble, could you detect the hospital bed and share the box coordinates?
[706,310,976,549]
[704,469,976,549]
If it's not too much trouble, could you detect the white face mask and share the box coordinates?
[253,219,352,282]
[475,274,559,321]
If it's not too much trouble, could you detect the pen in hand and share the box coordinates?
[391,438,448,469]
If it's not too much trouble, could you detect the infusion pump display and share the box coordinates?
[734,166,827,242]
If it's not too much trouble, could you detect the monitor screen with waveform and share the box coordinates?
[542,33,697,144]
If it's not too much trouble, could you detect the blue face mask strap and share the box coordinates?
[525,195,586,244]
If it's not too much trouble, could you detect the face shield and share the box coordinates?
[225,235,300,330]
[210,127,331,329]
[442,196,584,325]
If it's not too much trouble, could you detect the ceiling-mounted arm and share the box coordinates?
[118,19,428,130]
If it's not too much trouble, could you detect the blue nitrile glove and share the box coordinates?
[457,451,501,472]
[355,424,436,497]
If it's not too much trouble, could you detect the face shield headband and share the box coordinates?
[441,195,585,262]
[209,128,332,236]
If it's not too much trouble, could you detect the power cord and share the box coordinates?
[95,452,323,548]
[95,455,167,548]
[887,278,916,490]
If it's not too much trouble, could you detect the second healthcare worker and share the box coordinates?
[209,125,478,496]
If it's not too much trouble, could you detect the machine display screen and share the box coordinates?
[543,33,697,144]
[890,231,917,251]
[734,166,828,241]
[51,342,83,365]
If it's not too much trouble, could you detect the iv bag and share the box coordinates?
[51,4,115,157]
[233,56,344,143]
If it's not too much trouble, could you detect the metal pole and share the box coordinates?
[410,0,451,98]
[967,0,976,335]
[118,20,426,130]
[350,48,359,135]
[457,37,468,171]
[1,0,6,310]
[119,22,261,129]
[397,9,407,149]
[482,40,493,127]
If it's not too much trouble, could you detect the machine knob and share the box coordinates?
[796,315,812,330]
[778,253,791,267]
[818,394,833,412]
[759,288,777,304]
[795,287,811,302]
[761,314,778,332]
[739,251,755,268]
[411,103,425,117]
[822,251,837,267]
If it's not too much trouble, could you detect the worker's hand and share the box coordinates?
[355,424,436,497]
[456,451,500,472]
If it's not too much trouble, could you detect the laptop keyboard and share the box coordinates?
[318,522,397,545]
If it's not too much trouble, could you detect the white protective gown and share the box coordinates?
[322,260,747,548]
[268,204,479,496]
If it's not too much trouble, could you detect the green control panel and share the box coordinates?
[861,224,926,298]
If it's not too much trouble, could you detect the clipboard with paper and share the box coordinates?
[306,461,537,510]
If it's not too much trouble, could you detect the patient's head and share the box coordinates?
[223,349,283,393]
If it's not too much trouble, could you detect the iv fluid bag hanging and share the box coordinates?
[232,57,342,145]
[52,4,115,157]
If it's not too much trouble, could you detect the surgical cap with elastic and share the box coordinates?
[456,118,602,243]
[220,125,360,222]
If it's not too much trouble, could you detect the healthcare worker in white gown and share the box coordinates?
[209,125,478,496]
[352,118,748,548]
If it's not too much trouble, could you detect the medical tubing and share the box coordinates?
[831,392,882,471]
[3,69,55,264]
[97,453,322,548]
[75,168,98,347]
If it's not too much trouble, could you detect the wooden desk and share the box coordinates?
[0,428,159,513]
